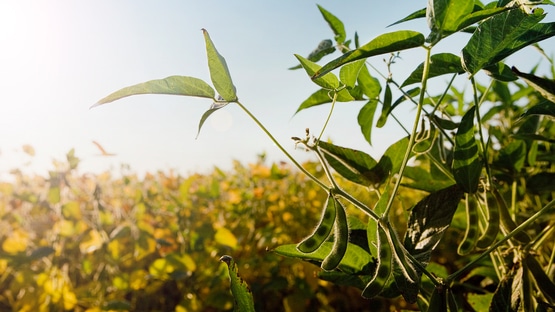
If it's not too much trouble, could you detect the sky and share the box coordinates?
[0,1,554,180]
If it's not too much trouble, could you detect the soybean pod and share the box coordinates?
[476,191,500,249]
[297,193,336,253]
[458,193,479,255]
[362,222,393,298]
[321,197,349,271]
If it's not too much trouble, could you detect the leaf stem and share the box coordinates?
[317,91,338,143]
[235,101,328,191]
[382,47,432,218]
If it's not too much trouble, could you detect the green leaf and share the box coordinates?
[525,254,555,303]
[497,140,526,173]
[202,29,237,102]
[317,5,346,44]
[455,7,509,33]
[317,141,378,186]
[358,100,379,145]
[512,66,555,103]
[401,53,464,87]
[483,62,519,82]
[273,242,372,275]
[461,8,554,75]
[521,99,555,117]
[93,76,215,107]
[527,172,555,194]
[426,0,474,40]
[340,60,365,88]
[388,8,427,27]
[313,31,425,79]
[289,39,336,70]
[401,184,464,303]
[196,102,229,138]
[219,255,255,312]
[295,54,340,90]
[452,106,482,193]
[357,65,381,99]
[489,267,517,311]
[295,88,355,114]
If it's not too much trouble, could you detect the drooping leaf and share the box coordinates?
[313,31,425,79]
[317,5,346,44]
[358,100,379,145]
[196,102,229,138]
[357,65,382,100]
[452,106,482,193]
[295,54,340,90]
[317,141,378,186]
[219,255,255,312]
[93,76,215,107]
[401,53,464,87]
[521,99,555,117]
[397,184,463,303]
[483,62,519,81]
[289,39,336,70]
[461,8,554,75]
[273,242,372,275]
[295,88,356,114]
[340,60,365,88]
[512,66,555,103]
[202,29,237,102]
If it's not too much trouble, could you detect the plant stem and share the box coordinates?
[383,47,432,218]
[471,78,494,188]
[317,91,338,143]
[235,101,328,191]
[447,198,555,282]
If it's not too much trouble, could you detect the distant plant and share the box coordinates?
[93,0,555,310]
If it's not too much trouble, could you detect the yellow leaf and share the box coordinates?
[215,227,238,249]
[62,201,82,220]
[2,229,28,254]
[129,270,148,290]
[22,144,35,156]
[79,229,104,254]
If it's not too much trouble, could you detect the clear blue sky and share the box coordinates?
[0,1,553,179]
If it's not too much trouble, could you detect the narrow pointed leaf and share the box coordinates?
[202,29,237,101]
[483,62,519,81]
[388,8,426,27]
[401,53,464,87]
[313,31,425,79]
[521,99,555,117]
[461,8,550,75]
[94,76,215,107]
[196,102,229,138]
[295,54,340,90]
[512,66,555,103]
[358,100,379,145]
[452,106,482,193]
[219,256,255,312]
[289,39,336,70]
[317,5,346,44]
[295,88,356,114]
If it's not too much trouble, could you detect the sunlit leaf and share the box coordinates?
[295,88,357,114]
[202,29,237,101]
[521,99,555,117]
[295,54,340,90]
[317,5,346,44]
[401,53,464,87]
[219,255,255,312]
[462,8,554,75]
[358,100,379,145]
[426,0,474,42]
[388,8,426,27]
[62,201,82,220]
[273,242,372,275]
[376,84,392,128]
[314,31,425,78]
[340,60,365,88]
[512,66,555,103]
[215,227,238,249]
[2,229,28,254]
[79,229,104,254]
[483,62,519,81]
[94,76,215,107]
[289,39,336,70]
[357,64,381,100]
[317,141,378,186]
[497,140,526,173]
